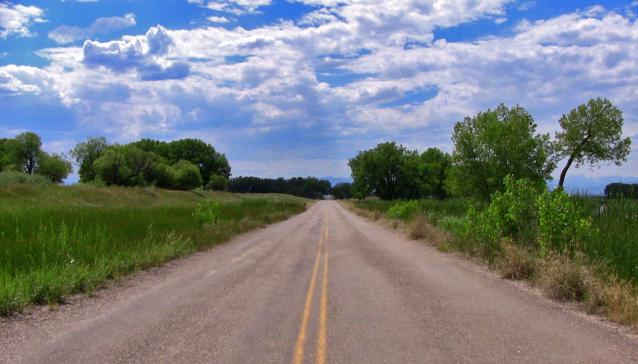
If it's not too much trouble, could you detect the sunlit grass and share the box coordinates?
[0,184,307,315]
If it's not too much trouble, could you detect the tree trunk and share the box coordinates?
[557,156,574,189]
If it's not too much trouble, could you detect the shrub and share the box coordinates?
[489,176,544,246]
[539,254,587,302]
[387,200,419,220]
[0,171,51,186]
[538,190,592,257]
[497,244,536,280]
[193,201,221,226]
[207,174,228,191]
[174,160,203,190]
[35,153,72,184]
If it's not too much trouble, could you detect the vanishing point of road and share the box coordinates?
[2,201,637,363]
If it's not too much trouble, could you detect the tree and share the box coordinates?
[93,148,130,186]
[207,174,228,191]
[12,132,42,174]
[167,139,231,185]
[71,137,108,183]
[331,183,352,199]
[0,138,11,170]
[349,142,422,200]
[419,148,451,199]
[555,98,631,188]
[36,153,72,183]
[446,104,554,199]
[173,160,203,190]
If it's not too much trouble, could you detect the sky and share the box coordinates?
[1,0,637,186]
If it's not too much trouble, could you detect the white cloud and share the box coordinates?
[49,13,136,44]
[189,0,271,15]
[207,16,229,23]
[2,2,638,177]
[0,2,44,38]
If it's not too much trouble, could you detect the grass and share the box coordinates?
[0,184,308,315]
[349,196,638,329]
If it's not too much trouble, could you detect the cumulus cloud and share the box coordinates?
[82,25,190,80]
[2,1,638,177]
[0,2,44,38]
[49,13,136,44]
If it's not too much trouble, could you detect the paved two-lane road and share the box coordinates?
[2,201,637,363]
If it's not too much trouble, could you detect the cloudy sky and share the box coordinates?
[1,0,637,183]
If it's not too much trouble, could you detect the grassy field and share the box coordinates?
[0,184,308,315]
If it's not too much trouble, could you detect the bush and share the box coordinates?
[0,171,51,186]
[207,174,228,191]
[174,160,203,190]
[387,200,419,220]
[489,176,544,246]
[35,153,72,184]
[192,201,221,227]
[538,190,592,257]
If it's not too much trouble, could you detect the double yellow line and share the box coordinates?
[293,213,329,364]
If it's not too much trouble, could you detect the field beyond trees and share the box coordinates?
[0,184,307,316]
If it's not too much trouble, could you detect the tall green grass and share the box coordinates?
[577,198,638,283]
[0,184,307,315]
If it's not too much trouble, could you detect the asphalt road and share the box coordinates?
[2,201,638,363]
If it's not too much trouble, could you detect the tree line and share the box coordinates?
[604,183,638,199]
[350,98,631,200]
[70,137,230,190]
[228,176,332,199]
[0,132,72,183]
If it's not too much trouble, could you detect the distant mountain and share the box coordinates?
[321,176,352,187]
[548,175,638,196]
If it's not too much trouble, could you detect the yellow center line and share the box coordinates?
[292,216,324,364]
[316,214,329,364]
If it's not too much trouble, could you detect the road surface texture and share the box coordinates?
[2,201,638,363]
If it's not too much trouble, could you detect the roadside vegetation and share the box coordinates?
[347,98,638,329]
[0,184,307,316]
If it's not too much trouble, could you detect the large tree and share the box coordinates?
[446,104,554,199]
[348,142,422,200]
[36,153,72,183]
[71,137,109,183]
[419,148,451,199]
[554,98,631,188]
[12,132,42,175]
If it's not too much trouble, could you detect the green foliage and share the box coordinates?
[604,183,638,199]
[446,104,554,199]
[331,182,352,199]
[349,142,450,200]
[538,190,592,257]
[11,132,42,175]
[193,201,221,226]
[93,147,131,186]
[387,200,419,220]
[228,176,331,199]
[173,160,203,190]
[70,137,108,183]
[35,153,72,183]
[488,176,545,246]
[207,174,229,191]
[555,98,631,188]
[420,148,451,199]
[456,206,502,260]
[0,171,51,186]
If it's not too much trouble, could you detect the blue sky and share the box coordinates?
[1,0,637,187]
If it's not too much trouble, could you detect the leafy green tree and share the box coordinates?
[145,162,177,189]
[207,174,229,191]
[446,104,554,199]
[12,132,42,174]
[0,138,11,170]
[36,153,72,183]
[93,148,130,186]
[349,142,422,200]
[331,182,352,199]
[71,137,108,183]
[173,160,203,190]
[554,98,631,188]
[419,148,451,199]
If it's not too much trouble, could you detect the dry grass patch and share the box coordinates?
[538,254,588,302]
[496,244,537,281]
[407,214,450,246]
